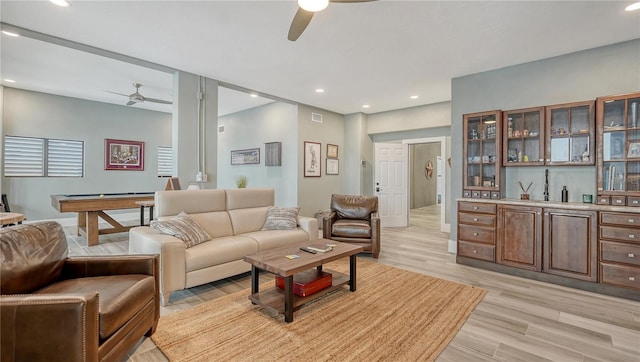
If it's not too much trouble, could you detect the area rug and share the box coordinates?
[151,258,486,361]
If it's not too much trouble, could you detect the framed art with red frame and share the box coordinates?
[105,138,144,170]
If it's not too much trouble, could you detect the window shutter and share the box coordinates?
[4,136,44,176]
[47,139,84,177]
[158,146,173,177]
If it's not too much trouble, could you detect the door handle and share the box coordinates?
[376,187,380,192]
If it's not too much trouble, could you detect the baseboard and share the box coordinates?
[448,239,456,254]
[22,212,140,227]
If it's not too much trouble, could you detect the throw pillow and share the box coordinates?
[261,207,299,231]
[150,211,211,248]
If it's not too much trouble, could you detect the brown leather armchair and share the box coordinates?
[1,221,160,362]
[323,194,380,258]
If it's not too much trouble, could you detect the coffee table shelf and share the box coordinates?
[249,270,349,314]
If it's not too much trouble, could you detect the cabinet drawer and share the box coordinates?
[611,196,627,206]
[458,202,496,214]
[597,195,610,205]
[599,212,640,227]
[458,213,496,227]
[458,240,495,262]
[627,196,640,207]
[600,241,640,267]
[459,225,495,244]
[600,226,640,243]
[600,263,640,290]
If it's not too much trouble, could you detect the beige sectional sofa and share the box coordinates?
[129,188,317,305]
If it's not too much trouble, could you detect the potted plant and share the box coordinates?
[235,175,247,188]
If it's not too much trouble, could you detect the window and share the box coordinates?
[3,136,84,177]
[47,139,84,177]
[158,146,173,177]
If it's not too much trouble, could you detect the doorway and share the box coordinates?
[408,142,442,230]
[403,136,448,233]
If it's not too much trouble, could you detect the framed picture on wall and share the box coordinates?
[327,144,338,158]
[304,141,321,177]
[326,158,339,175]
[231,148,260,165]
[104,139,144,170]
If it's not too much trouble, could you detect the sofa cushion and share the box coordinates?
[261,207,299,230]
[332,219,372,238]
[244,229,310,251]
[0,221,68,294]
[228,207,269,235]
[225,188,274,210]
[155,189,226,218]
[330,194,378,220]
[184,236,258,272]
[35,274,155,340]
[150,212,211,248]
[186,211,234,239]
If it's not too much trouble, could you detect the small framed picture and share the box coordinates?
[628,141,640,158]
[327,144,338,158]
[304,141,321,177]
[326,158,339,175]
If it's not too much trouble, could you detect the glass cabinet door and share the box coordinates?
[597,92,640,201]
[463,110,502,198]
[503,107,544,166]
[546,101,594,165]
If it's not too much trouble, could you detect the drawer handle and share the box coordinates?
[629,219,635,223]
[630,276,636,282]
[473,250,478,254]
[629,253,636,258]
[616,200,623,204]
[473,218,478,222]
[634,200,639,204]
[473,206,478,210]
[473,232,478,236]
[629,234,636,239]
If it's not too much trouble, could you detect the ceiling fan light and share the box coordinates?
[625,2,640,11]
[298,0,329,12]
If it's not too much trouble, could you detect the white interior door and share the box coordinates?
[374,143,408,227]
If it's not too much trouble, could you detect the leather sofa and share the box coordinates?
[129,188,318,306]
[323,194,380,258]
[0,221,160,362]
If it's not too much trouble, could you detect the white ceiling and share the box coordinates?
[1,1,639,116]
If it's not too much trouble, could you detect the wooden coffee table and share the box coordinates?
[243,240,363,323]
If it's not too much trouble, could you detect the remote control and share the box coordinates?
[299,247,317,254]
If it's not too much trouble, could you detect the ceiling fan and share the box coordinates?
[108,83,172,106]
[288,0,377,41]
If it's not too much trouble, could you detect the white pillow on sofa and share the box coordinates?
[150,211,211,248]
[261,207,299,231]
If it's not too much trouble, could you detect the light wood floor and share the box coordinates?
[64,205,640,362]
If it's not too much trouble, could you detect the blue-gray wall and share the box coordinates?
[217,101,298,207]
[2,87,172,220]
[451,39,640,241]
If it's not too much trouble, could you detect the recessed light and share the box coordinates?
[50,0,70,7]
[625,2,640,11]
[410,95,419,99]
[4,79,15,83]
[1,30,19,37]
[315,89,324,93]
[250,94,258,98]
[362,105,370,108]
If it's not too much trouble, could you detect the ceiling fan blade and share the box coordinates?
[106,90,130,97]
[144,97,173,105]
[126,100,137,106]
[288,8,314,41]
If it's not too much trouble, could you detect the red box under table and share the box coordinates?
[275,269,333,297]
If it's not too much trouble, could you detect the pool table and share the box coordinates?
[51,192,154,246]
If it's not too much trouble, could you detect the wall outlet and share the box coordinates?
[195,172,207,182]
